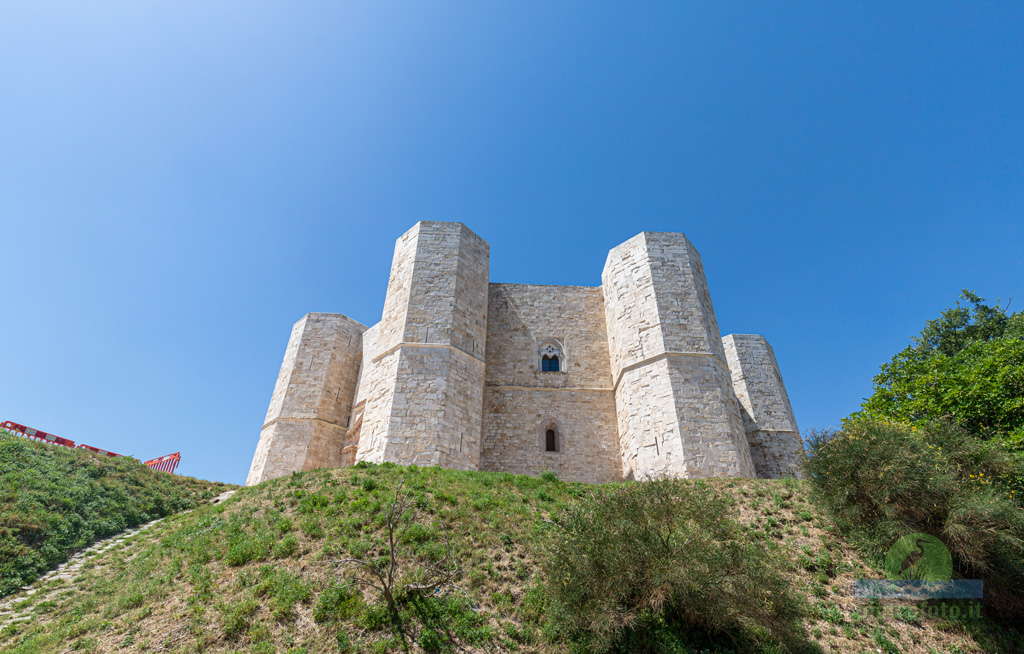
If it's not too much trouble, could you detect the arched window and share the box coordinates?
[540,419,562,453]
[539,341,565,372]
[545,428,558,452]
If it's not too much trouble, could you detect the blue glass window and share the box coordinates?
[542,355,560,372]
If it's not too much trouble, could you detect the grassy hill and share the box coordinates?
[1,462,1020,653]
[0,429,231,597]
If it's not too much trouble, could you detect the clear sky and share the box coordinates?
[2,2,1022,484]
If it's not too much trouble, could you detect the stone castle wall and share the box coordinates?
[722,334,804,478]
[343,322,384,465]
[353,222,489,469]
[602,232,755,480]
[246,221,802,485]
[246,313,366,485]
[480,284,620,483]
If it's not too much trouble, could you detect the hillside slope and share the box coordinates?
[0,429,231,597]
[1,463,1019,653]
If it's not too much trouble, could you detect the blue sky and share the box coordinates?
[2,2,1021,484]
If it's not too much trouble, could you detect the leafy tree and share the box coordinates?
[853,291,1024,450]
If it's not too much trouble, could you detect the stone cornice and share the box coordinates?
[485,384,613,392]
[612,350,730,392]
[260,416,347,432]
[371,341,486,365]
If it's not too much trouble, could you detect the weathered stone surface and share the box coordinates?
[722,334,804,478]
[354,221,489,470]
[245,221,802,485]
[602,232,755,480]
[246,313,365,485]
[481,284,620,483]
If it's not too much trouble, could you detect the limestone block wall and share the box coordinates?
[378,221,488,356]
[481,284,620,482]
[245,221,805,486]
[354,222,489,469]
[343,322,380,465]
[246,313,366,485]
[602,232,755,480]
[722,334,804,478]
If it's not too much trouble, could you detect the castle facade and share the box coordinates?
[246,221,803,485]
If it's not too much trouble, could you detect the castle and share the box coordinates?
[246,221,803,485]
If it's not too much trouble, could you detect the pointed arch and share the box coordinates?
[538,339,567,373]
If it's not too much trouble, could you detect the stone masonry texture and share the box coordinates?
[353,222,489,470]
[247,313,366,485]
[722,334,804,478]
[246,221,802,485]
[481,284,620,483]
[601,232,755,480]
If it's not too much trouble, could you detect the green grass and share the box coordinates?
[0,428,231,596]
[2,462,1022,653]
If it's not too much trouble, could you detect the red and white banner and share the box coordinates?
[144,452,181,474]
[2,419,181,474]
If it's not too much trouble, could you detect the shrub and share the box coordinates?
[225,529,272,566]
[805,420,1024,619]
[219,597,258,639]
[314,582,364,623]
[272,534,299,559]
[252,566,311,621]
[539,480,807,652]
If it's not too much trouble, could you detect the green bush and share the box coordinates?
[252,566,311,621]
[313,582,364,623]
[225,529,272,566]
[219,597,258,639]
[0,430,227,596]
[272,534,299,558]
[805,420,1024,619]
[854,291,1024,451]
[539,479,807,653]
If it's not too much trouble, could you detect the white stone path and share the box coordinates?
[0,490,236,631]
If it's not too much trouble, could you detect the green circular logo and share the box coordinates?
[884,533,953,582]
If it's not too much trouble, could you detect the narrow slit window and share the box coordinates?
[545,428,558,452]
